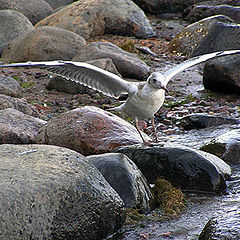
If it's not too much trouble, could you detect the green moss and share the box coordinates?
[21,81,35,88]
[119,39,136,53]
[151,178,185,218]
[164,94,195,108]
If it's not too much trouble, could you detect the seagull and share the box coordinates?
[0,50,240,144]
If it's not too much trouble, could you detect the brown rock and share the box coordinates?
[36,0,154,39]
[0,0,53,25]
[2,26,86,62]
[36,106,150,155]
[0,74,22,97]
[0,108,47,144]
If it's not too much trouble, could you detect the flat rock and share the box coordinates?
[0,10,33,54]
[186,4,240,23]
[0,94,41,118]
[0,0,53,25]
[0,144,125,239]
[0,74,22,97]
[169,15,234,56]
[0,108,46,144]
[203,54,240,94]
[201,129,240,163]
[199,208,240,240]
[87,153,153,212]
[115,143,231,194]
[36,106,150,156]
[47,58,121,94]
[36,0,155,39]
[178,114,240,130]
[44,0,75,9]
[73,42,151,80]
[2,26,86,62]
[191,21,240,57]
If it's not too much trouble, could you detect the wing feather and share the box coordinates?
[163,50,240,85]
[0,61,132,98]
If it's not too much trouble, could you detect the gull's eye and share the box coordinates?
[152,78,157,83]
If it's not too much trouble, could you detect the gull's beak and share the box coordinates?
[162,86,168,93]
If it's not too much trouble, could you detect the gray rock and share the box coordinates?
[0,74,22,97]
[47,58,122,94]
[0,0,53,25]
[199,208,240,240]
[115,143,231,194]
[191,21,240,57]
[36,106,150,156]
[2,26,86,62]
[44,0,75,9]
[0,10,33,54]
[203,54,240,94]
[0,144,125,240]
[0,108,46,144]
[186,4,240,23]
[0,94,41,118]
[87,153,153,212]
[35,0,155,39]
[178,114,240,130]
[169,15,234,56]
[133,0,203,14]
[201,129,240,163]
[73,42,151,80]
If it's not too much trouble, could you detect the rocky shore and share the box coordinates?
[0,0,240,239]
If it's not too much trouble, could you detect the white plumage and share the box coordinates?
[1,50,240,143]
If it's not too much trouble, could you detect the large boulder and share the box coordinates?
[0,94,41,118]
[35,0,155,39]
[169,15,234,56]
[0,144,125,239]
[191,21,240,57]
[2,26,86,62]
[0,10,33,55]
[203,54,240,94]
[133,0,203,14]
[115,143,231,194]
[0,108,46,144]
[186,4,240,23]
[0,0,53,25]
[36,106,150,156]
[73,42,151,80]
[87,153,153,212]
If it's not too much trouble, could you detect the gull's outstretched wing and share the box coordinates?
[0,61,132,98]
[163,50,240,85]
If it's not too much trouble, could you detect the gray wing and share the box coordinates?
[0,61,132,98]
[163,50,240,85]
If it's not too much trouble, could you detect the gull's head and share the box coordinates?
[147,72,167,92]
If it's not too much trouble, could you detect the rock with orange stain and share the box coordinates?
[36,106,150,155]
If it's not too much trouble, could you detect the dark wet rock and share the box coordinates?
[0,144,125,240]
[186,4,240,23]
[133,0,203,14]
[178,114,240,130]
[2,26,86,62]
[115,143,231,194]
[87,153,153,212]
[47,58,121,94]
[199,208,240,240]
[44,0,75,9]
[191,21,240,57]
[36,106,150,156]
[169,15,234,56]
[0,10,33,54]
[201,129,240,163]
[203,54,240,94]
[0,74,22,97]
[0,94,41,118]
[36,0,155,40]
[0,0,53,25]
[0,108,46,144]
[73,42,151,80]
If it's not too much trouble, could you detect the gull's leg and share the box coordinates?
[151,116,158,142]
[135,118,150,145]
